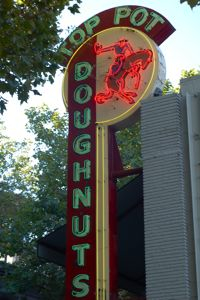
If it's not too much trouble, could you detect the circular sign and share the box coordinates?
[63,27,165,126]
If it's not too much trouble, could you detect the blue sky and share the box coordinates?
[2,0,200,140]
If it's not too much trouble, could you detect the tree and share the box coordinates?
[115,68,200,188]
[116,122,142,169]
[180,0,200,8]
[180,68,200,78]
[0,70,198,299]
[0,0,81,114]
[162,68,200,96]
[0,1,198,114]
[0,105,68,299]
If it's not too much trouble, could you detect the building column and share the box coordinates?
[141,92,197,299]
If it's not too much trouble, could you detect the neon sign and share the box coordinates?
[66,49,97,299]
[63,5,175,300]
[61,6,175,64]
[94,38,153,104]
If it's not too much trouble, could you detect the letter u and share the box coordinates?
[72,215,90,237]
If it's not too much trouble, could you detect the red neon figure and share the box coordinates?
[94,37,153,104]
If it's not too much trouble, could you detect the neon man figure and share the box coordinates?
[94,37,153,104]
[94,37,134,75]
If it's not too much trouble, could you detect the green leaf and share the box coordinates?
[0,0,81,113]
[68,3,80,14]
[0,81,9,93]
[48,75,54,84]
[0,100,7,114]
[32,89,42,96]
[188,0,199,7]
[0,105,67,298]
[18,89,29,103]
[181,0,200,7]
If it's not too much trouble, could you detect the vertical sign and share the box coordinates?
[63,6,175,300]
[66,39,97,299]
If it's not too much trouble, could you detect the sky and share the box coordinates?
[1,0,200,140]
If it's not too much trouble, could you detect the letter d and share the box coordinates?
[75,62,92,81]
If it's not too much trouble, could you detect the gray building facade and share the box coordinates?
[141,76,200,300]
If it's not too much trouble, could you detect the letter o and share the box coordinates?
[130,8,149,27]
[74,84,92,104]
[69,28,86,47]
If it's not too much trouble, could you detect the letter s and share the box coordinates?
[72,274,90,298]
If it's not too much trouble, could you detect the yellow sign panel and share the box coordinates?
[63,27,166,127]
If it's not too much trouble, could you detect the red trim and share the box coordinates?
[65,6,175,299]
[62,5,175,66]
[108,129,119,300]
[66,39,97,300]
[108,131,142,299]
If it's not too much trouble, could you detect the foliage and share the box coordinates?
[115,122,142,189]
[0,0,81,114]
[180,68,200,78]
[1,69,199,299]
[25,105,68,230]
[0,105,68,299]
[162,68,200,96]
[0,0,199,114]
[116,69,200,172]
[119,290,145,300]
[116,69,200,189]
[180,0,200,8]
[116,122,142,170]
[162,79,177,95]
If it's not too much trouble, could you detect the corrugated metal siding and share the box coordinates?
[141,93,196,300]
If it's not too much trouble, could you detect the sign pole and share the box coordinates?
[63,6,175,299]
[96,124,110,299]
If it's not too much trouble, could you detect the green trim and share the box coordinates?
[130,8,148,26]
[74,108,91,129]
[72,243,90,266]
[74,84,92,104]
[72,215,90,237]
[114,7,131,25]
[72,274,90,297]
[69,28,85,47]
[84,15,100,36]
[145,12,165,32]
[75,62,92,81]
[73,134,91,155]
[73,186,91,209]
[73,160,91,182]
